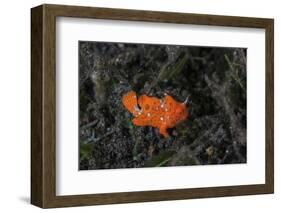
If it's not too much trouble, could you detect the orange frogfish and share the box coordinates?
[122,91,189,137]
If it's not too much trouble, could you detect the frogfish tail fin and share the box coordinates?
[122,91,139,114]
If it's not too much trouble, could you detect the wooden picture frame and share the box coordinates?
[31,4,274,208]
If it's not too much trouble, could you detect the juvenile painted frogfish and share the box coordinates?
[122,91,189,137]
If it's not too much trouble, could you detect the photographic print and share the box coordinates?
[79,41,247,170]
[31,5,274,207]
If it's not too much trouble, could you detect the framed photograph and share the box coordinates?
[31,4,274,208]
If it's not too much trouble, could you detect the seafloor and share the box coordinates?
[79,41,247,170]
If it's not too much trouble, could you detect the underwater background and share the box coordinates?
[79,41,247,170]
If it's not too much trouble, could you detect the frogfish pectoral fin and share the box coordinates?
[159,126,169,138]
